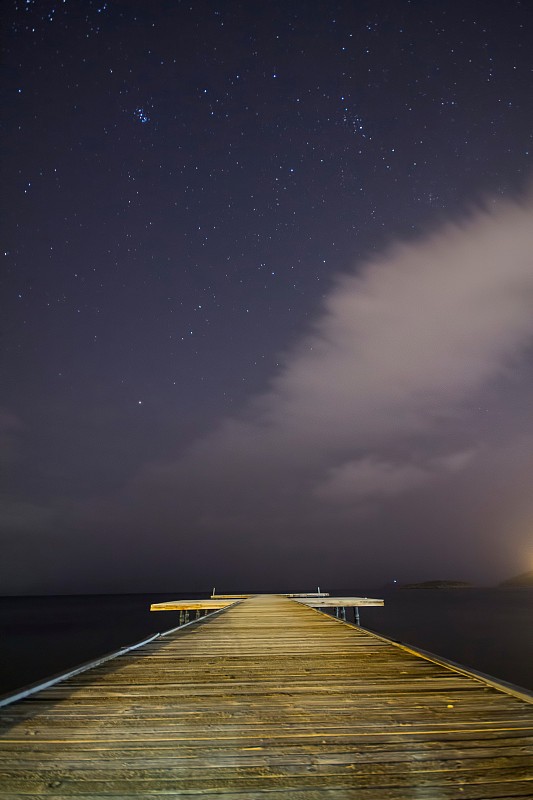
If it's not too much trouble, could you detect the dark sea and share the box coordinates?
[0,589,532,698]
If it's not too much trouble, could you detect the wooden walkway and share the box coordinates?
[0,593,532,798]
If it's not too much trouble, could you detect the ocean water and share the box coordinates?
[0,589,532,698]
[0,592,192,697]
[355,587,533,692]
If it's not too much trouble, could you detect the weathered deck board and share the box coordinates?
[150,599,237,610]
[0,594,532,798]
[295,596,384,607]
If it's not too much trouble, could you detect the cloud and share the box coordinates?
[154,199,531,494]
[172,197,533,489]
[75,194,533,585]
[432,449,476,473]
[314,458,432,501]
[255,198,533,452]
[314,448,476,504]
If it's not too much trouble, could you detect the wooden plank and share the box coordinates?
[150,599,237,611]
[1,743,532,768]
[1,763,533,793]
[296,596,384,606]
[2,785,531,800]
[2,783,531,799]
[0,593,532,797]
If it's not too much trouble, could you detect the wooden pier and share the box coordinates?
[0,593,532,797]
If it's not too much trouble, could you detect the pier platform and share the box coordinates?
[0,593,532,797]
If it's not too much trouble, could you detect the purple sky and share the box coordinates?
[2,0,533,594]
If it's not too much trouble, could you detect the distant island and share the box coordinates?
[400,580,475,590]
[498,569,533,588]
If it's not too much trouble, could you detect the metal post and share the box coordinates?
[342,606,346,621]
[355,607,360,626]
[335,606,339,617]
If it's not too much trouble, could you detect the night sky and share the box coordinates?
[2,0,533,595]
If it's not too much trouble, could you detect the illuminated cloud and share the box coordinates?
[256,198,533,452]
[169,197,533,498]
[84,195,533,583]
[314,449,476,504]
[315,458,433,502]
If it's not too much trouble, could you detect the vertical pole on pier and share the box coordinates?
[342,606,346,621]
[335,606,339,617]
[355,607,360,626]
